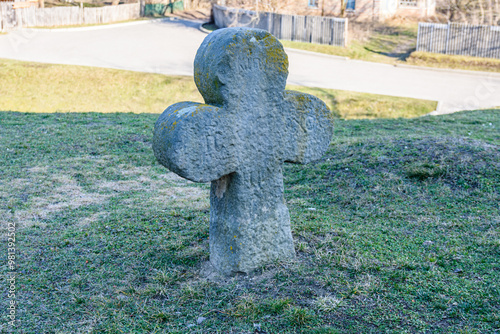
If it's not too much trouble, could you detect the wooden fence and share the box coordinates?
[0,2,140,31]
[0,2,14,32]
[417,22,500,59]
[213,5,348,47]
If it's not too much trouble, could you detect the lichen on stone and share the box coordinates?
[153,27,333,276]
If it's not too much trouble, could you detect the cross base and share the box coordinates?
[209,169,295,275]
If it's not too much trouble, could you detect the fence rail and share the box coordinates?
[0,2,140,31]
[417,22,500,59]
[213,5,348,47]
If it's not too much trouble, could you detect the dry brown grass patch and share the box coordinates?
[10,173,109,229]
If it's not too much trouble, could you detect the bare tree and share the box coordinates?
[340,0,348,17]
[487,0,494,24]
[495,0,499,23]
[440,0,499,25]
[222,0,307,13]
[473,0,484,24]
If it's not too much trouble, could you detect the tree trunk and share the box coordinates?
[479,0,485,24]
[495,0,499,24]
[38,0,44,8]
[487,0,493,24]
[448,0,455,21]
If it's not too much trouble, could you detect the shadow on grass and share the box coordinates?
[2,110,499,333]
[289,87,341,118]
[364,46,416,61]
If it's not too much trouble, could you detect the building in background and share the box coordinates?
[214,0,436,21]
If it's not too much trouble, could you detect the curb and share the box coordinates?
[26,18,163,32]
[282,47,500,78]
[283,47,349,61]
[394,63,500,78]
[23,17,203,33]
[425,101,500,116]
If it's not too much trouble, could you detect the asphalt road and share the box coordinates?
[1,18,500,113]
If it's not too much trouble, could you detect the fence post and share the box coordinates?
[267,11,272,33]
[429,25,434,52]
[13,7,18,29]
[416,22,420,51]
[417,22,500,59]
[278,13,282,40]
[79,2,83,25]
[444,22,450,54]
[344,17,348,47]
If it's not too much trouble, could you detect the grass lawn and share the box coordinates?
[0,108,498,333]
[280,23,500,74]
[406,51,500,73]
[281,23,418,65]
[0,59,436,119]
[201,23,218,32]
[0,59,498,332]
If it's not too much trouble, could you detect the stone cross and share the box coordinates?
[153,27,333,275]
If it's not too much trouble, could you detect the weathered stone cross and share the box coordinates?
[153,27,333,275]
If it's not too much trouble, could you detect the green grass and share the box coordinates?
[201,22,218,32]
[0,58,437,118]
[0,108,498,333]
[407,51,500,73]
[281,22,500,73]
[281,37,411,65]
[288,85,435,119]
[281,22,418,65]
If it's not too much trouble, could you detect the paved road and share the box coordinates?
[1,18,500,113]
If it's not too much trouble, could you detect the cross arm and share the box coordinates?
[282,91,333,164]
[153,102,238,183]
